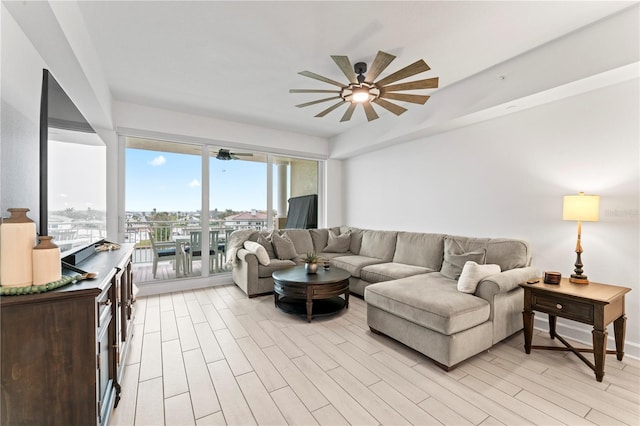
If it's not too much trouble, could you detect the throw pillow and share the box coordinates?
[272,232,298,260]
[441,249,486,280]
[457,261,501,293]
[323,230,351,253]
[243,241,271,266]
[257,232,276,259]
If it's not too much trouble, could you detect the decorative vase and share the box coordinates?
[33,236,61,286]
[0,208,37,287]
[305,262,318,274]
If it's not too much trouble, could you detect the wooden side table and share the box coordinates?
[519,278,630,382]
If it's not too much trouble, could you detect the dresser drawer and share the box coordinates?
[96,287,113,328]
[532,294,594,324]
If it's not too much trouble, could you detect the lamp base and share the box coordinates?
[570,274,589,284]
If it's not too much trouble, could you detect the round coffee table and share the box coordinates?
[272,266,350,322]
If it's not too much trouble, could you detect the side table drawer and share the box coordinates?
[532,294,594,324]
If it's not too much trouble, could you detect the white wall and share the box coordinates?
[0,4,47,222]
[342,79,640,357]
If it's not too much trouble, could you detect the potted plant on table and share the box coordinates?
[304,252,320,274]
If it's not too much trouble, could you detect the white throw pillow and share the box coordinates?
[457,261,501,293]
[243,241,271,266]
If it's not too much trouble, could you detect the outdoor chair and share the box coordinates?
[149,226,183,278]
[185,230,218,274]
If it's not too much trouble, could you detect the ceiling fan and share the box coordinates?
[290,50,439,122]
[215,149,253,161]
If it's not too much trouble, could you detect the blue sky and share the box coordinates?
[126,148,267,212]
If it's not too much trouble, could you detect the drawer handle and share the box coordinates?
[556,303,563,310]
[100,299,112,307]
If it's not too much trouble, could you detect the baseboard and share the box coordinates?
[533,316,639,360]
[136,272,234,297]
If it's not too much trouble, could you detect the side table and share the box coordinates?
[519,278,631,382]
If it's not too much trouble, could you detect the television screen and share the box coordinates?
[41,70,107,256]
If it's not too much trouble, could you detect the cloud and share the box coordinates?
[148,155,166,166]
[188,179,200,188]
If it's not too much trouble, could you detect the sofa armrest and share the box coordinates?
[475,266,539,300]
[237,248,258,264]
[232,248,259,296]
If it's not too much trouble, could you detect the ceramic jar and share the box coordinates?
[0,208,37,287]
[33,236,61,286]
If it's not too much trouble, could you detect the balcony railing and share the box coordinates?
[125,219,267,264]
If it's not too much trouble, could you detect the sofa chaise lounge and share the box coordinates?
[231,227,538,369]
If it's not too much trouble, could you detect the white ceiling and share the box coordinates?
[74,1,634,139]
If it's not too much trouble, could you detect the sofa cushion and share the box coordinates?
[359,230,397,261]
[441,249,486,280]
[283,229,315,255]
[457,261,501,293]
[361,262,433,283]
[331,255,385,278]
[258,259,296,278]
[341,227,364,254]
[272,233,298,260]
[309,229,328,252]
[445,235,530,271]
[243,241,271,266]
[393,232,445,269]
[365,274,491,335]
[257,232,277,259]
[316,252,350,260]
[324,229,351,253]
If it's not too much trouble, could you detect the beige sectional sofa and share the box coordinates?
[231,227,538,369]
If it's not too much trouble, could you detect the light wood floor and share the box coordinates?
[109,285,640,426]
[132,261,232,283]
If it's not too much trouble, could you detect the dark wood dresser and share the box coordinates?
[1,243,135,425]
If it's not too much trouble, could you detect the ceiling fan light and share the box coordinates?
[352,88,370,103]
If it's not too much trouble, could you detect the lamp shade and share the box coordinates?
[563,192,600,222]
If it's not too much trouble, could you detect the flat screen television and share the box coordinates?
[39,69,107,258]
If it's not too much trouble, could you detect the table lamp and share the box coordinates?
[562,192,600,284]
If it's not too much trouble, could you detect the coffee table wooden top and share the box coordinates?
[272,266,350,285]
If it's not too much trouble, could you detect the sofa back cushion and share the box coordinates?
[281,229,315,255]
[309,229,329,252]
[393,232,445,269]
[444,235,530,272]
[359,230,398,261]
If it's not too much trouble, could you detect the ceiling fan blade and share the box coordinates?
[298,71,345,88]
[331,56,358,84]
[340,103,357,122]
[315,100,346,118]
[362,102,379,122]
[375,59,431,87]
[379,92,431,105]
[365,51,396,83]
[289,89,341,94]
[372,98,407,116]
[381,77,439,92]
[295,96,342,108]
[231,153,252,156]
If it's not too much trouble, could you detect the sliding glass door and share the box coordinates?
[272,156,319,230]
[124,136,322,284]
[125,138,202,282]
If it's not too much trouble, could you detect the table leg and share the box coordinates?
[522,310,534,354]
[549,315,557,339]
[274,293,279,307]
[306,298,313,323]
[592,327,608,382]
[344,289,349,309]
[614,315,626,361]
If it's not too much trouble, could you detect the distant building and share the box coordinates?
[224,210,267,230]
